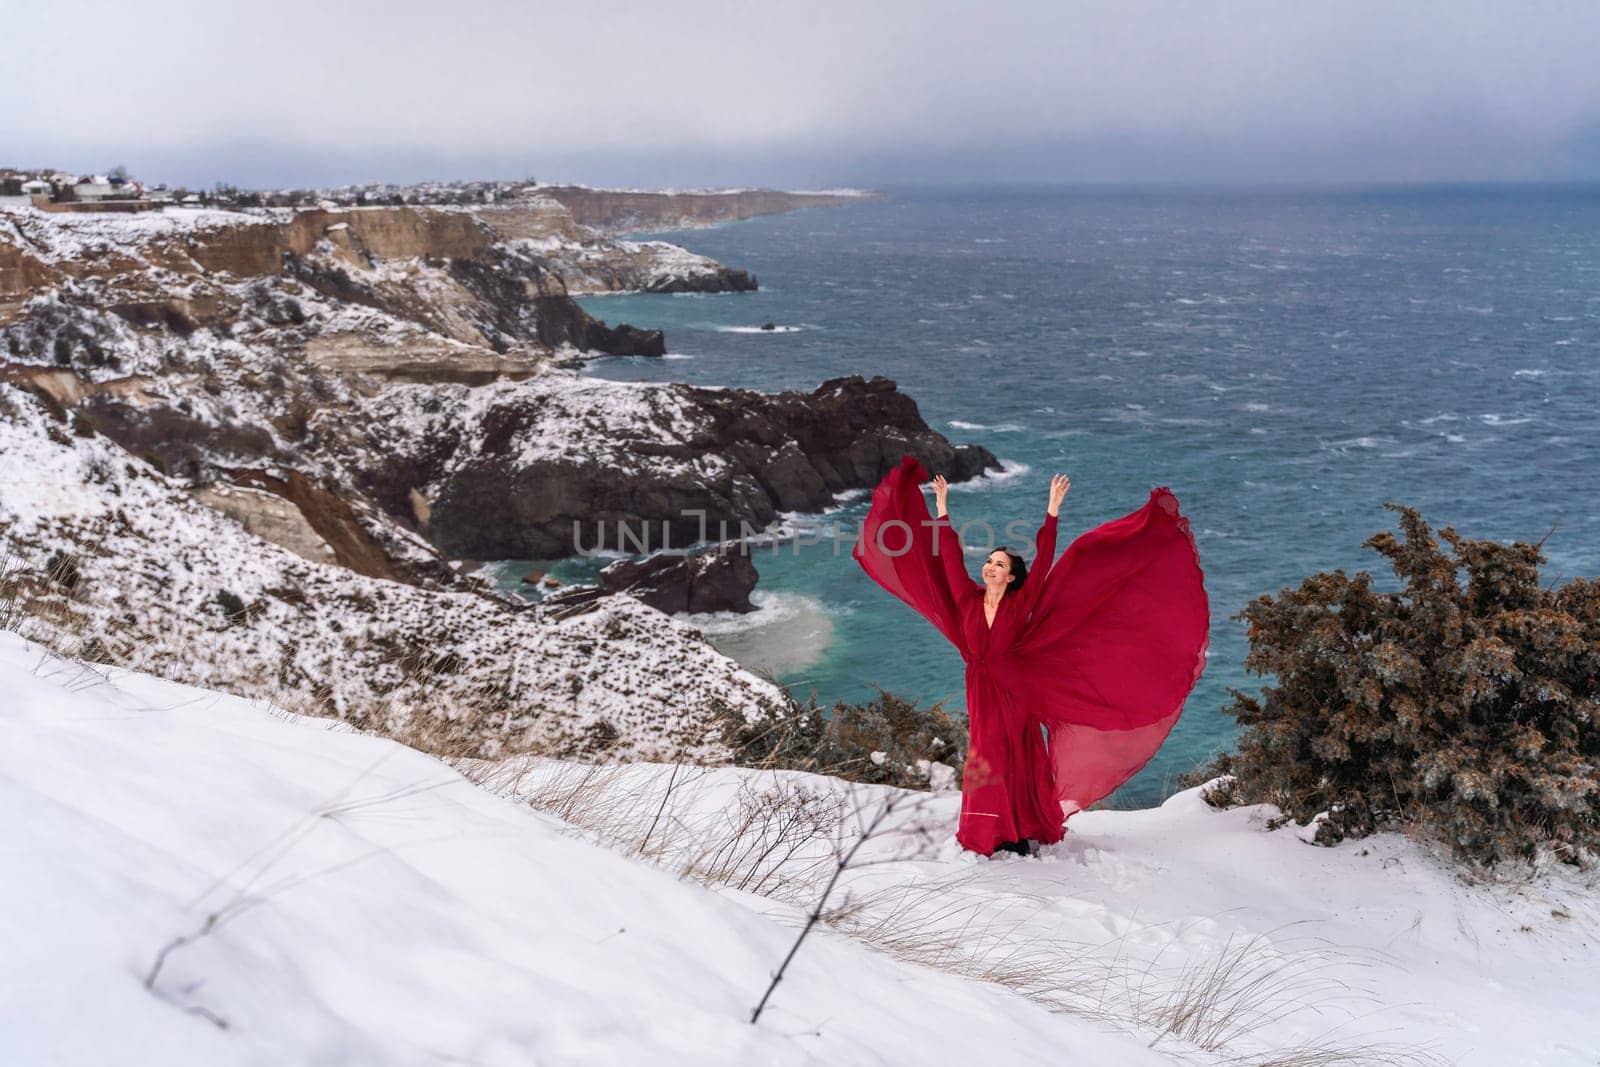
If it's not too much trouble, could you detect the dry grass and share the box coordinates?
[488,755,1441,1059]
[826,884,1445,1065]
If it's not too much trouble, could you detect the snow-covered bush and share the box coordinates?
[1196,503,1600,867]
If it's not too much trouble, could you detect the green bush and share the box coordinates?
[1198,503,1599,867]
[718,688,966,791]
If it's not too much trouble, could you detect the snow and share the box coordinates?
[369,371,734,481]
[523,234,738,295]
[0,202,284,265]
[474,760,1600,1066]
[0,630,1162,1065]
[0,383,782,762]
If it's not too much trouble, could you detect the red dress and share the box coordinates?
[852,455,1210,855]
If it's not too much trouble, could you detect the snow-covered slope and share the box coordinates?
[473,757,1600,1066]
[0,383,787,761]
[0,630,1162,1066]
[7,626,1596,1065]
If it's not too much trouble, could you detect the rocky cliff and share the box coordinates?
[0,193,988,764]
[361,373,996,560]
[474,197,757,295]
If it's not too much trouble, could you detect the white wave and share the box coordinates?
[742,489,879,547]
[1512,368,1547,378]
[716,325,805,334]
[687,590,836,677]
[1445,433,1467,443]
[954,458,1031,491]
[1480,413,1534,426]
[661,353,695,360]
[1243,402,1270,412]
[1325,436,1393,451]
[1418,413,1461,424]
[951,419,1027,434]
[685,589,827,634]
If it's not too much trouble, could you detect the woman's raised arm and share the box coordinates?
[930,474,979,599]
[1020,474,1069,608]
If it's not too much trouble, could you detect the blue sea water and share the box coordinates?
[509,185,1600,806]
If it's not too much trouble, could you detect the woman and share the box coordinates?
[852,455,1209,857]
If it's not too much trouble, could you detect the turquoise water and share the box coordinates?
[506,185,1600,805]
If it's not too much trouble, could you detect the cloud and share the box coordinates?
[6,1,1599,186]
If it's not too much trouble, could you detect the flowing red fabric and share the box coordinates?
[852,455,1210,855]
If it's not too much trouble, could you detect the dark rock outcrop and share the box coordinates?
[599,545,759,614]
[403,374,1001,560]
[532,295,666,356]
[642,268,757,294]
[539,544,759,619]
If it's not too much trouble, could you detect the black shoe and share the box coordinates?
[992,839,1032,857]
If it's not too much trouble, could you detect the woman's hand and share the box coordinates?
[931,474,950,517]
[1047,473,1070,516]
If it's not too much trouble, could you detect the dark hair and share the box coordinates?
[992,548,1028,594]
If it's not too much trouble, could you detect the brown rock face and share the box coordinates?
[0,243,59,310]
[224,467,438,583]
[183,208,493,277]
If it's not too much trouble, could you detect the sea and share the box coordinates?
[491,184,1600,806]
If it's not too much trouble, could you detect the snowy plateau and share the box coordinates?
[2,630,1597,1065]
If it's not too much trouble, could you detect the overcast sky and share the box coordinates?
[7,1,1600,189]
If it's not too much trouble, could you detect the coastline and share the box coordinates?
[0,182,992,769]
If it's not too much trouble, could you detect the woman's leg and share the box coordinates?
[956,673,1020,854]
[1011,717,1066,846]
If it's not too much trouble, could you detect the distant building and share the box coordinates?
[72,176,119,201]
[21,179,50,196]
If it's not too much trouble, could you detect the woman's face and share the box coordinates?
[982,551,1014,586]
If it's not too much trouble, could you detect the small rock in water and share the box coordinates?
[520,569,545,586]
[760,322,777,331]
[541,575,562,588]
